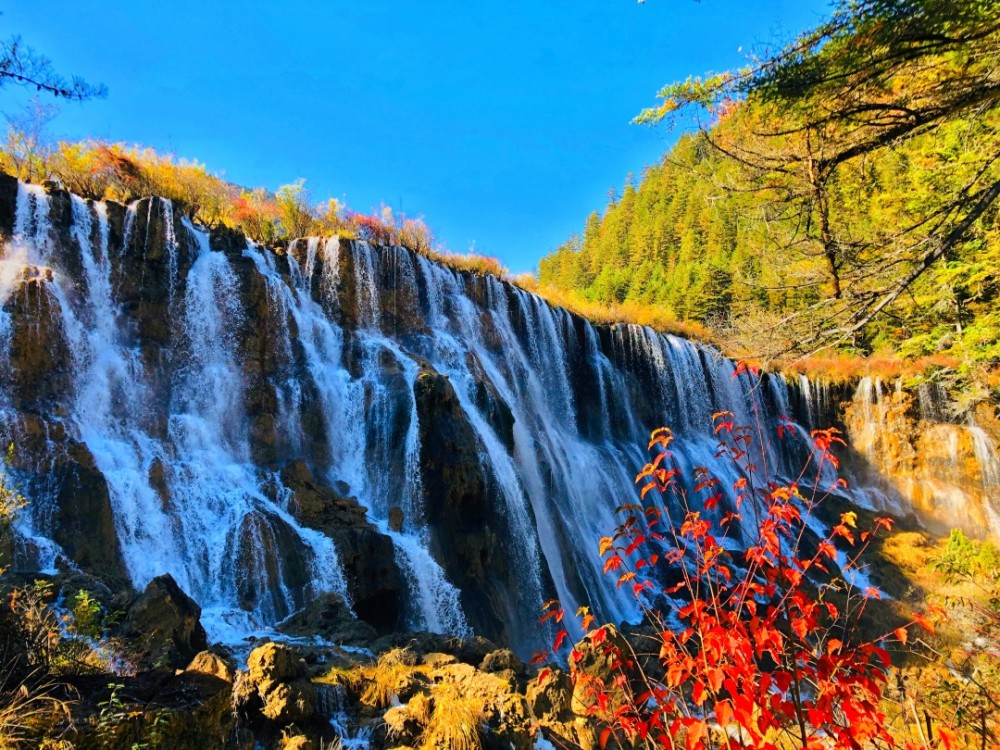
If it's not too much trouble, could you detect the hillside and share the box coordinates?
[539,0,1000,406]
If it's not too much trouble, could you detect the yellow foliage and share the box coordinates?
[522,282,715,342]
[417,681,484,750]
[775,353,961,383]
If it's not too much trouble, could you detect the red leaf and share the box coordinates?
[553,629,568,652]
[716,699,734,729]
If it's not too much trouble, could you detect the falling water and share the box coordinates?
[4,180,999,663]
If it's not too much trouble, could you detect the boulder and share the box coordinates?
[235,642,318,727]
[278,592,377,646]
[569,625,642,719]
[421,652,458,669]
[186,650,236,683]
[380,704,424,746]
[526,668,573,723]
[480,648,526,676]
[261,681,318,724]
[123,574,207,670]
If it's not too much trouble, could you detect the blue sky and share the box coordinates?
[3,1,830,272]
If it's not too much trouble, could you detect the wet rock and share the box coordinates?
[4,266,73,410]
[278,592,377,646]
[841,383,1000,539]
[281,460,403,631]
[0,171,18,236]
[186,650,236,683]
[414,366,513,641]
[388,505,404,532]
[232,509,311,620]
[466,350,516,451]
[123,574,208,670]
[50,440,128,583]
[235,642,318,726]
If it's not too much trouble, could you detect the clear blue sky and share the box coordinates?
[3,1,830,273]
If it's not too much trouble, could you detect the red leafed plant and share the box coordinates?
[537,365,937,750]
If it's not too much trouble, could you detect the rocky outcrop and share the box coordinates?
[414,366,527,643]
[235,643,319,730]
[280,460,403,631]
[123,574,208,670]
[828,379,1000,540]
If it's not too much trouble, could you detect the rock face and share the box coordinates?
[235,643,319,726]
[280,460,402,630]
[2,174,998,668]
[414,366,529,643]
[801,377,1000,540]
[123,574,208,669]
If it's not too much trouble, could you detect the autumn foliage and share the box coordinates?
[537,365,943,750]
[0,136,515,281]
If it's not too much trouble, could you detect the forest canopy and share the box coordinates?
[539,0,1000,398]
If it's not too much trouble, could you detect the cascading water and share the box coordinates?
[0,184,349,643]
[3,179,998,661]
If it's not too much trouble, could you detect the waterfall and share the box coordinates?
[0,185,349,644]
[4,179,999,656]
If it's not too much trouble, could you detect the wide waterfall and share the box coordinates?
[1,179,997,655]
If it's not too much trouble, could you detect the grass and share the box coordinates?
[0,671,73,749]
[513,278,716,342]
[417,681,484,750]
[773,353,961,383]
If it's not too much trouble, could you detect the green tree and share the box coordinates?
[637,0,1000,354]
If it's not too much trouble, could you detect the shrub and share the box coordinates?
[538,364,937,749]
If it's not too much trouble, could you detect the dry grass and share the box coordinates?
[516,281,716,342]
[424,249,508,279]
[318,648,426,710]
[417,681,484,750]
[773,353,960,383]
[0,672,73,749]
